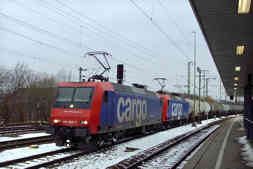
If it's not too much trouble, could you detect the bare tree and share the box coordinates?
[0,63,57,124]
[56,68,68,82]
[29,73,57,88]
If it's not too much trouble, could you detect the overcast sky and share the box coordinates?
[0,0,225,99]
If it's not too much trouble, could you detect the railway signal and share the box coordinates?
[117,64,124,84]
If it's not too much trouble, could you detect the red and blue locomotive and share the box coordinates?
[159,93,189,126]
[50,55,192,148]
[50,81,164,147]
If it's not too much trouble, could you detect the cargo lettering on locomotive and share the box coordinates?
[117,97,147,123]
[171,103,183,117]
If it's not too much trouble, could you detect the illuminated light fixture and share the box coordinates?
[236,45,245,55]
[234,83,238,86]
[234,87,238,90]
[235,66,241,72]
[238,0,251,14]
[53,119,61,123]
[80,120,88,125]
[69,104,74,108]
[234,76,239,81]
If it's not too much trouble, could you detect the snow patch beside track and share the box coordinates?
[238,136,253,167]
[0,132,50,142]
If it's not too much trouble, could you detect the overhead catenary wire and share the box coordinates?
[35,0,185,80]
[55,0,160,62]
[128,0,191,62]
[35,0,160,71]
[156,0,192,48]
[0,46,144,83]
[0,12,88,49]
[1,1,190,86]
[0,13,143,72]
[0,47,77,69]
[45,0,162,65]
[10,0,80,35]
[0,26,77,56]
[3,24,142,73]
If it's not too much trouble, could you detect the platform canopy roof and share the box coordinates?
[189,0,253,97]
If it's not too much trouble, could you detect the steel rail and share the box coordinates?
[106,118,228,169]
[0,135,54,150]
[0,148,73,168]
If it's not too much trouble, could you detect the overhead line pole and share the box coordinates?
[197,67,201,119]
[187,61,192,95]
[193,31,196,126]
[206,77,216,98]
[201,70,208,97]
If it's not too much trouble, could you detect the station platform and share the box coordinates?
[183,116,252,169]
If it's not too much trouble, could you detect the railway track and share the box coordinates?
[0,124,39,131]
[0,124,51,137]
[0,133,140,168]
[0,118,230,169]
[0,125,172,168]
[107,121,222,169]
[0,129,46,137]
[0,135,54,150]
[139,126,219,169]
[0,147,79,169]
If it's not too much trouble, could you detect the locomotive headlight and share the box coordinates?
[53,119,61,123]
[80,120,88,125]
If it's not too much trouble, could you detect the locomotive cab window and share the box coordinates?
[73,87,93,103]
[56,87,74,102]
[54,87,94,109]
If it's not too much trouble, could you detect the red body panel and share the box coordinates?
[50,108,91,127]
[158,94,171,122]
[50,82,114,134]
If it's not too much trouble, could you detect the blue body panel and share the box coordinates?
[166,100,189,119]
[99,91,162,130]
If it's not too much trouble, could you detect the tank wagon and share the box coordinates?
[176,95,242,118]
[50,82,243,148]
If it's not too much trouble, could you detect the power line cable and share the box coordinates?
[37,0,155,70]
[50,0,159,64]
[0,19,143,73]
[0,47,76,68]
[0,12,88,49]
[0,26,76,56]
[156,0,192,48]
[58,0,160,60]
[128,0,190,61]
[3,1,158,74]
[10,0,80,35]
[51,0,193,75]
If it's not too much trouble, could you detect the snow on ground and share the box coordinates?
[238,136,253,167]
[0,143,65,163]
[139,126,219,169]
[0,116,233,168]
[58,118,220,169]
[0,132,51,142]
